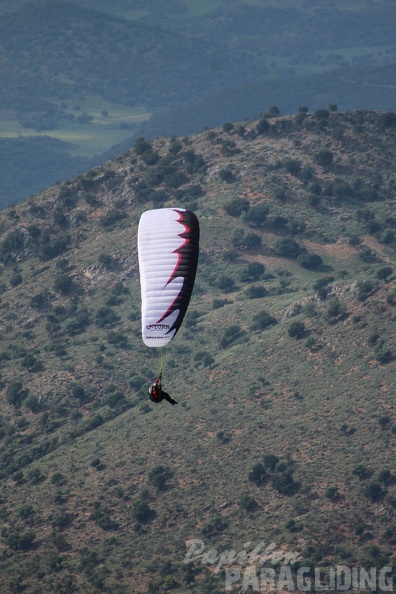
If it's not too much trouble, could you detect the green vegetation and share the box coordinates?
[0,110,394,592]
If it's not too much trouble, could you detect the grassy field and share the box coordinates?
[0,99,151,158]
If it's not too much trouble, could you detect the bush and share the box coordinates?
[256,118,270,134]
[222,122,234,133]
[352,465,373,480]
[376,267,393,281]
[224,198,250,217]
[314,149,333,167]
[148,465,172,491]
[240,262,265,282]
[96,307,119,327]
[219,169,235,183]
[217,276,235,292]
[284,159,302,176]
[288,321,305,339]
[243,233,262,250]
[263,454,280,470]
[274,238,304,259]
[356,280,375,301]
[244,204,269,227]
[364,482,386,502]
[54,273,73,295]
[298,253,323,270]
[251,310,277,331]
[239,494,258,512]
[6,381,29,407]
[271,471,299,495]
[326,298,345,318]
[248,463,267,485]
[246,285,267,299]
[220,325,245,348]
[131,501,155,523]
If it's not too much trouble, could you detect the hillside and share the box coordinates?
[0,110,395,593]
[1,0,396,206]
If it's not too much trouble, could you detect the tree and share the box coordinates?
[248,463,267,485]
[244,204,269,227]
[274,238,304,259]
[271,471,299,495]
[251,310,277,331]
[288,321,305,339]
[240,262,265,282]
[243,233,262,250]
[219,169,235,183]
[224,198,250,217]
[54,273,73,295]
[376,267,393,281]
[256,118,270,134]
[220,325,244,348]
[6,381,29,407]
[364,482,386,502]
[239,494,258,512]
[352,465,373,480]
[284,159,302,176]
[314,149,334,167]
[218,276,235,292]
[148,465,172,491]
[298,253,323,270]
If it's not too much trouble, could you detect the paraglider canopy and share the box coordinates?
[138,208,199,348]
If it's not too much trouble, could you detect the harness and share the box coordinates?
[149,376,162,402]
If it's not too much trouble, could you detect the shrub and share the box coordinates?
[288,321,305,339]
[263,455,279,471]
[239,494,258,512]
[246,285,267,299]
[243,233,262,250]
[356,280,375,301]
[244,204,269,227]
[95,307,119,327]
[352,465,373,480]
[251,310,277,331]
[256,118,270,134]
[314,149,333,167]
[284,159,302,176]
[223,122,234,133]
[217,276,235,292]
[364,482,386,502]
[248,463,267,485]
[376,267,393,281]
[298,253,323,270]
[325,486,339,500]
[10,273,23,287]
[326,298,345,319]
[376,348,393,365]
[224,198,250,217]
[131,501,155,523]
[54,273,73,295]
[240,262,265,282]
[220,325,245,348]
[219,169,235,183]
[148,465,172,491]
[271,471,299,495]
[6,381,29,407]
[274,238,304,259]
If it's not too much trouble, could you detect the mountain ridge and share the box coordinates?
[0,109,395,592]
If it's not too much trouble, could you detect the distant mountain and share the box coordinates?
[0,110,395,593]
[1,0,396,208]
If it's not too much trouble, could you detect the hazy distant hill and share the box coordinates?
[1,0,396,207]
[0,109,395,593]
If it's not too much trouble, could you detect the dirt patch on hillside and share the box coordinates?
[302,240,357,259]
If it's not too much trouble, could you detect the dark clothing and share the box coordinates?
[149,383,178,405]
